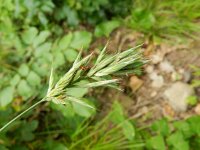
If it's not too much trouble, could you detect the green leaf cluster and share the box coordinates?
[144,117,200,150]
[127,0,200,41]
[0,26,92,108]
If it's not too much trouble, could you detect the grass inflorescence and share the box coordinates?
[0,44,145,132]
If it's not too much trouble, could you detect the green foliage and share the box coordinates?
[0,0,132,31]
[151,118,170,136]
[0,28,93,107]
[0,120,38,149]
[16,120,39,142]
[141,116,200,150]
[1,1,200,149]
[186,95,198,106]
[146,135,165,150]
[65,101,138,150]
[14,0,54,27]
[127,0,200,40]
[0,44,144,140]
[110,101,135,140]
[0,86,14,107]
[94,20,121,37]
[53,0,133,26]
[43,140,68,150]
[191,66,200,88]
[69,31,92,49]
[0,101,139,149]
[167,131,189,150]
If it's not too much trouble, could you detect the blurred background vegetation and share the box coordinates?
[0,0,200,149]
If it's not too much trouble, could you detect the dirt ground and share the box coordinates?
[90,28,200,125]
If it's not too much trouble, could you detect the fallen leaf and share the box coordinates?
[129,76,144,92]
[194,103,200,115]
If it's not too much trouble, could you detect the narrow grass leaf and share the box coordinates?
[77,79,120,88]
[68,96,95,109]
[73,48,83,66]
[47,67,54,94]
[95,43,108,65]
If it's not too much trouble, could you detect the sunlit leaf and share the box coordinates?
[146,135,166,150]
[0,86,14,107]
[70,98,95,118]
[121,120,135,140]
[33,30,51,47]
[58,33,73,50]
[70,31,92,49]
[10,74,21,87]
[109,101,125,124]
[54,52,66,67]
[95,20,121,37]
[27,71,41,87]
[18,64,29,77]
[167,131,189,150]
[63,48,78,62]
[151,118,170,136]
[17,80,32,99]
[35,42,52,57]
[21,27,38,44]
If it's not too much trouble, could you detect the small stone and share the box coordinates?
[129,76,144,92]
[151,54,163,64]
[145,65,154,74]
[178,68,185,74]
[159,60,174,73]
[149,72,157,80]
[164,82,194,112]
[171,72,176,81]
[152,77,164,88]
[149,72,164,88]
[151,91,157,97]
[183,71,192,83]
[194,103,200,115]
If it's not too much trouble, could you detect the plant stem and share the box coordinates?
[0,98,46,132]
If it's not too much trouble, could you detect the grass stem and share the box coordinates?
[0,98,45,132]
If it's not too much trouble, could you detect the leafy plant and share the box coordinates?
[14,0,55,27]
[0,0,133,31]
[0,27,94,108]
[66,101,143,150]
[141,117,200,150]
[53,0,133,26]
[126,0,200,41]
[94,20,121,37]
[187,95,198,106]
[0,44,145,132]
[191,65,200,88]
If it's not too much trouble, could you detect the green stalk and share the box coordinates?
[0,98,45,132]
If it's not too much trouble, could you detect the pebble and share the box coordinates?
[164,82,194,112]
[151,54,163,64]
[149,72,164,88]
[145,65,154,74]
[183,71,192,83]
[159,60,174,73]
[151,91,157,97]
